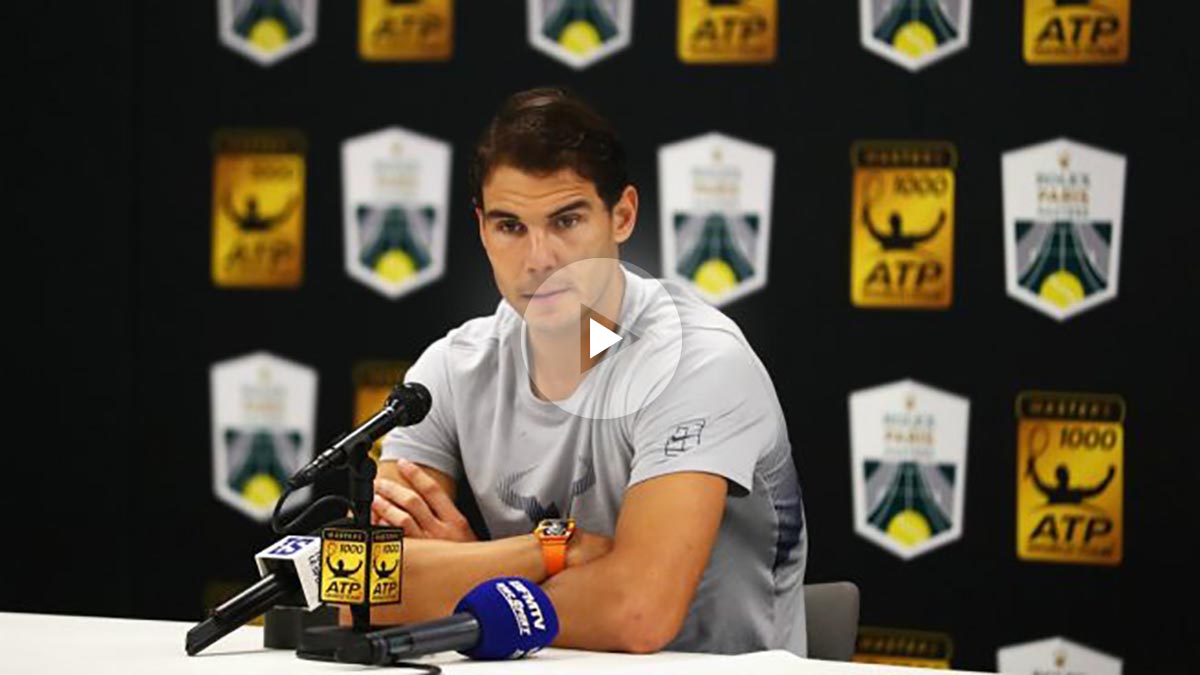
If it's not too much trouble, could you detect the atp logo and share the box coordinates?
[1016,392,1123,565]
[1024,0,1130,65]
[851,141,956,309]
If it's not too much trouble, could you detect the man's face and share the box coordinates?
[477,166,637,332]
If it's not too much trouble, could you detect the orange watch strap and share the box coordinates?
[541,538,568,576]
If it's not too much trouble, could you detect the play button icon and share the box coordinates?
[588,317,621,359]
[580,303,639,373]
[519,258,683,420]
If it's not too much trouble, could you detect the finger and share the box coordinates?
[396,459,459,521]
[375,479,439,532]
[372,494,425,537]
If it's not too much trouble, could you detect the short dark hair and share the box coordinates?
[470,87,630,211]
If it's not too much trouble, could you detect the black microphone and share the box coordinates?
[186,573,297,656]
[288,382,431,490]
[186,535,324,656]
[337,577,559,665]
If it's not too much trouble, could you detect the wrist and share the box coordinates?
[565,531,586,569]
[533,518,575,578]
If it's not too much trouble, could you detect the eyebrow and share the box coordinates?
[484,199,592,222]
[546,200,591,220]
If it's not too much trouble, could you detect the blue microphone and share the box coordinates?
[336,577,559,665]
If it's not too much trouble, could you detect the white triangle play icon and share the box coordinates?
[588,318,622,359]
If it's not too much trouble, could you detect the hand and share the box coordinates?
[566,530,613,569]
[373,460,477,542]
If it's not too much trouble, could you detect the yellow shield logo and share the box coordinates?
[211,130,306,288]
[851,141,955,309]
[1017,392,1124,565]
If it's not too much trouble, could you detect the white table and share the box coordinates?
[0,613,989,674]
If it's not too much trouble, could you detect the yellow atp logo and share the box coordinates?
[1017,392,1124,565]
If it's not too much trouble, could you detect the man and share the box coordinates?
[365,88,807,655]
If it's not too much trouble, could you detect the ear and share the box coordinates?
[611,185,638,245]
[475,204,486,247]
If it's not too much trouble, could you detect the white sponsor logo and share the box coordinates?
[859,0,972,72]
[1002,137,1126,321]
[218,0,319,67]
[342,126,451,300]
[527,0,634,70]
[495,582,532,636]
[997,636,1122,675]
[210,351,317,522]
[849,379,969,559]
[658,132,774,307]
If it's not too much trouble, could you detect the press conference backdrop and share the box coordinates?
[11,2,1196,673]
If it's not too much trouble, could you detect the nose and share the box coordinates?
[525,227,558,275]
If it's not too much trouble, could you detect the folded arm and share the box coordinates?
[364,461,728,653]
[541,471,727,653]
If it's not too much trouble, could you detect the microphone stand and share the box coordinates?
[295,435,416,663]
[347,437,377,634]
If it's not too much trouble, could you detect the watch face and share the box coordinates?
[541,520,569,537]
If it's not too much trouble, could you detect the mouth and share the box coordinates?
[523,288,569,301]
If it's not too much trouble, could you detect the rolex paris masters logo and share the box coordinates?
[850,379,970,559]
[342,126,451,300]
[1002,138,1126,321]
[528,0,633,70]
[218,0,319,67]
[658,132,774,307]
[859,0,972,72]
[210,351,317,522]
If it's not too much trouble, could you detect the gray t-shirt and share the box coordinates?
[381,266,807,656]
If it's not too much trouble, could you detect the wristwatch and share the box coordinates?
[533,518,576,577]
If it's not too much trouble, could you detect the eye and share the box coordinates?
[497,219,525,235]
[555,213,582,229]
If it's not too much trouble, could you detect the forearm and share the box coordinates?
[363,534,546,625]
[541,550,684,654]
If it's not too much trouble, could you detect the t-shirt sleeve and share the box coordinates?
[628,331,779,497]
[380,335,462,481]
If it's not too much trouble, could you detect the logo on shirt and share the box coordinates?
[665,419,707,457]
[527,0,633,70]
[342,126,451,299]
[212,130,307,288]
[1017,391,1123,565]
[859,0,972,72]
[851,141,956,309]
[677,0,777,64]
[1024,0,1130,65]
[218,0,319,67]
[659,132,775,307]
[1002,138,1126,321]
[359,0,454,61]
[210,351,317,522]
[498,456,596,526]
[997,636,1122,675]
[849,379,970,560]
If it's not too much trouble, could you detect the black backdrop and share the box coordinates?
[11,2,1198,672]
